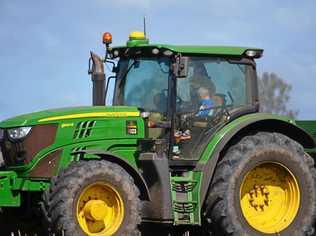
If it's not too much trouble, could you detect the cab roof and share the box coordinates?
[113,43,263,57]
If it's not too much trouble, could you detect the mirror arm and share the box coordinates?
[105,59,115,67]
[105,59,119,73]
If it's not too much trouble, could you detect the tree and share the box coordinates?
[258,72,298,118]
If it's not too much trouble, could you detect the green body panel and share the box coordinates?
[296,120,316,153]
[114,44,262,56]
[0,105,144,189]
[12,178,50,191]
[0,171,20,206]
[0,171,50,206]
[198,113,295,164]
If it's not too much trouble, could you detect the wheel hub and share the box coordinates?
[76,182,124,235]
[84,200,108,221]
[248,185,270,211]
[240,162,300,234]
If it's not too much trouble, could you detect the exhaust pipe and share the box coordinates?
[89,51,105,106]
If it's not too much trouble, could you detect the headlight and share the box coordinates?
[7,127,32,140]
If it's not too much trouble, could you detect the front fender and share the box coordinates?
[199,113,315,204]
[77,149,150,200]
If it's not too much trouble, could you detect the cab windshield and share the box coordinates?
[114,57,170,114]
[177,57,253,115]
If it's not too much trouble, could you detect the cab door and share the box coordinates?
[173,57,252,160]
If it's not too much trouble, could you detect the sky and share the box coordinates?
[0,0,315,120]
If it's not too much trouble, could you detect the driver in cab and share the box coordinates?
[189,62,221,118]
[196,87,215,118]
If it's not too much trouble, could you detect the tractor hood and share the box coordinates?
[0,106,140,128]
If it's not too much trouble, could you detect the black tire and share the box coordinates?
[43,160,141,236]
[204,132,316,236]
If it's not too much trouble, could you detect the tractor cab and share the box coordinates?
[97,32,263,161]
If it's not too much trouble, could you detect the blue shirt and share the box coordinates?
[196,98,215,117]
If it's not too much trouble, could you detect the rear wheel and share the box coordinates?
[204,132,316,235]
[240,162,300,233]
[44,160,141,236]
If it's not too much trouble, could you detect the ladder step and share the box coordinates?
[174,201,197,213]
[172,183,195,192]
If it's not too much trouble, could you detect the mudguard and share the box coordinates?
[198,113,316,203]
[77,149,151,200]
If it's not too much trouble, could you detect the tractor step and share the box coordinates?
[171,172,201,225]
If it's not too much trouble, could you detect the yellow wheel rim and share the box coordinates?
[76,182,124,236]
[240,162,300,234]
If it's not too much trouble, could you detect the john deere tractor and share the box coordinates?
[1,31,316,236]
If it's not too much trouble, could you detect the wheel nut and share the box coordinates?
[263,188,269,195]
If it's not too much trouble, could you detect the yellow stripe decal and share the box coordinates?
[39,111,140,122]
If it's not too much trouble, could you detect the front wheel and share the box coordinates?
[204,132,316,236]
[43,160,141,236]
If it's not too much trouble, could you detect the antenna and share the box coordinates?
[143,16,147,37]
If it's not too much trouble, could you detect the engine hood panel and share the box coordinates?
[0,106,140,128]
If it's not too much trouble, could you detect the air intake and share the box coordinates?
[73,121,96,139]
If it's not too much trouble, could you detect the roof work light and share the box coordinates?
[244,49,263,58]
[102,32,112,45]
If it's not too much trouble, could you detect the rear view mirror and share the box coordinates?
[175,56,188,78]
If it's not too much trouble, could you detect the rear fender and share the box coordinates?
[199,113,316,204]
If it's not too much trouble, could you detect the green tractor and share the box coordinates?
[1,31,316,236]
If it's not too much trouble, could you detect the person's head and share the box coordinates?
[197,87,211,99]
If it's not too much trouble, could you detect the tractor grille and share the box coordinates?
[73,121,96,139]
[0,124,57,166]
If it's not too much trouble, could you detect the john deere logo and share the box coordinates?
[61,123,74,128]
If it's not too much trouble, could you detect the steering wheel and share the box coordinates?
[176,91,235,130]
[190,92,233,125]
[204,92,235,125]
